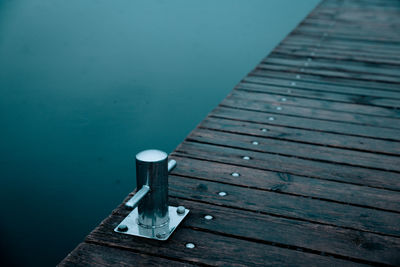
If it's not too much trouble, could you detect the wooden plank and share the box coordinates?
[296,26,400,39]
[258,62,400,84]
[263,56,400,80]
[164,199,400,266]
[166,174,400,237]
[171,156,400,212]
[293,28,400,43]
[245,73,400,101]
[59,243,194,267]
[272,45,400,66]
[174,141,400,191]
[230,89,400,118]
[298,24,400,38]
[188,127,400,172]
[238,79,400,109]
[283,36,400,57]
[223,92,400,129]
[211,106,400,141]
[201,116,400,156]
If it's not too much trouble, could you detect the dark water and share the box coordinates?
[0,1,318,266]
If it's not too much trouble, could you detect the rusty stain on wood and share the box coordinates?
[59,0,400,265]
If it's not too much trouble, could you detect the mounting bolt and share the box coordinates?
[117,224,128,232]
[156,232,167,239]
[177,206,186,215]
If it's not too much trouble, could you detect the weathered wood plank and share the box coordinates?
[170,156,400,212]
[258,63,400,84]
[174,141,400,191]
[272,46,400,67]
[223,92,400,129]
[230,89,400,118]
[188,127,400,172]
[238,80,400,109]
[264,56,400,79]
[211,106,400,141]
[201,116,400,156]
[167,174,400,237]
[244,73,400,101]
[281,36,400,52]
[283,36,400,59]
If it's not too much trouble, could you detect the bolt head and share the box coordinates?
[231,172,240,177]
[117,224,128,232]
[177,206,186,215]
[242,156,250,160]
[260,128,268,132]
[268,117,275,121]
[218,191,227,197]
[204,215,214,220]
[186,243,195,249]
[156,232,167,239]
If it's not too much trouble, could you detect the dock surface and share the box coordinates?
[60,0,400,265]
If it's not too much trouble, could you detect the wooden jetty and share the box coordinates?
[60,0,400,265]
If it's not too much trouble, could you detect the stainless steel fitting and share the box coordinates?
[114,149,189,240]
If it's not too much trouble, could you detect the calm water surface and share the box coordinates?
[0,0,318,265]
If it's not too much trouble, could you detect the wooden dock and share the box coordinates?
[60,0,400,265]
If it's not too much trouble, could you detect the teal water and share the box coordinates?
[0,1,318,266]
